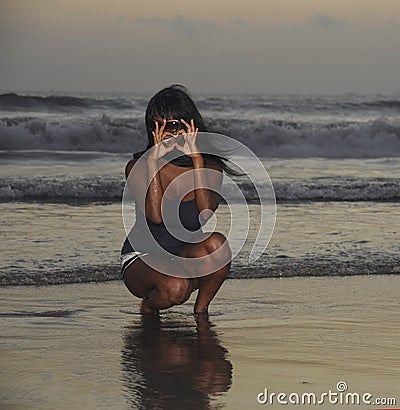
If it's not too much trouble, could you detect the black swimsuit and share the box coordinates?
[121,197,204,260]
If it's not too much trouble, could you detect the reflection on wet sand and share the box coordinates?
[121,315,233,409]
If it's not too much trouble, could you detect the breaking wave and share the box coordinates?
[1,115,400,157]
[1,176,398,203]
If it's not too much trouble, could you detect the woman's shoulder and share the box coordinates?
[125,155,163,178]
[125,158,139,178]
[125,149,149,178]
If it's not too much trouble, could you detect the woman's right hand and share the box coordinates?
[148,119,175,160]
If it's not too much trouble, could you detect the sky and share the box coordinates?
[1,0,400,95]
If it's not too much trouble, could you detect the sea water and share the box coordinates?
[0,92,399,285]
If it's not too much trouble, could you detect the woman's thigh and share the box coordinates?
[123,253,191,298]
[178,232,231,267]
[123,232,230,296]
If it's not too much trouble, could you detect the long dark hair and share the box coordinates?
[133,84,242,176]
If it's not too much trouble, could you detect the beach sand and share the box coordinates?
[1,275,399,409]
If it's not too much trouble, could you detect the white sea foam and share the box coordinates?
[1,116,400,157]
[1,93,400,157]
[1,175,398,202]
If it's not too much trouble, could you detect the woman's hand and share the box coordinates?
[148,119,175,161]
[178,119,201,159]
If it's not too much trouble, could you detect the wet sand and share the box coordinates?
[1,275,399,409]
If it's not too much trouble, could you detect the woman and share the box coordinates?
[121,85,237,315]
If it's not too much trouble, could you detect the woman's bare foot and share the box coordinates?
[140,298,159,315]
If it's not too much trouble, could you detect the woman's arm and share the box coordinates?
[179,119,223,220]
[125,157,166,224]
[126,120,174,224]
[192,156,223,221]
[144,158,165,224]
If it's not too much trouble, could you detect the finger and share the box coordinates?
[152,131,159,144]
[160,118,166,134]
[154,121,159,140]
[190,119,196,135]
[152,121,160,144]
[181,118,190,132]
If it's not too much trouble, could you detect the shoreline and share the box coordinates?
[1,269,399,287]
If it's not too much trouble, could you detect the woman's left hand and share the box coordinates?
[179,119,201,159]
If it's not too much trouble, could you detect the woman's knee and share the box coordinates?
[203,232,231,258]
[163,277,192,305]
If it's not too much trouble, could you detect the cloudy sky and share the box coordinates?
[1,0,399,94]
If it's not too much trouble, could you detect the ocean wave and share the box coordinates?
[199,94,400,114]
[2,92,399,114]
[0,115,146,152]
[344,99,400,110]
[225,178,400,202]
[0,92,137,111]
[211,117,400,158]
[0,176,124,202]
[1,176,398,203]
[1,254,399,286]
[1,115,400,157]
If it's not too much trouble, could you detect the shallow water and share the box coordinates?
[0,276,399,409]
[1,153,399,284]
[1,199,399,285]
